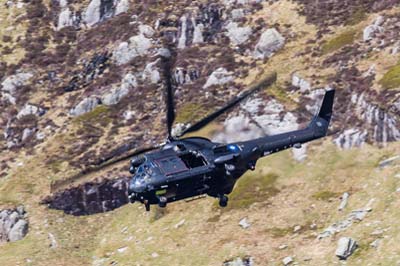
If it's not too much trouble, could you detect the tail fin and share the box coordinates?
[317,89,335,123]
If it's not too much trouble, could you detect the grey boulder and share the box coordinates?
[335,237,358,260]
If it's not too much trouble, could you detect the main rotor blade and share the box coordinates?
[176,72,277,137]
[161,53,175,139]
[51,145,159,192]
[95,145,159,170]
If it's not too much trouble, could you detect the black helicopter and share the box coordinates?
[56,54,335,213]
[118,62,336,211]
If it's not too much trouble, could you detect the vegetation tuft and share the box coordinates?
[312,190,341,201]
[379,63,400,90]
[322,30,357,54]
[225,172,280,210]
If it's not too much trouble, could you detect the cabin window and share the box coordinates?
[179,152,207,168]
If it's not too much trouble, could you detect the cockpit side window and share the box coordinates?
[179,151,207,169]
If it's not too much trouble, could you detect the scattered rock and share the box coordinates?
[224,256,254,266]
[57,7,78,30]
[17,104,46,119]
[142,60,161,84]
[115,0,129,15]
[48,232,58,248]
[112,34,152,65]
[101,79,132,106]
[239,218,251,229]
[117,246,128,253]
[16,206,25,216]
[292,144,307,162]
[231,8,245,20]
[21,128,35,142]
[278,244,288,250]
[151,252,159,258]
[203,67,234,89]
[84,0,101,26]
[363,16,385,42]
[318,200,373,239]
[335,237,358,260]
[370,239,381,248]
[69,97,101,116]
[138,24,155,38]
[174,219,185,229]
[293,225,301,233]
[291,74,311,92]
[254,28,285,59]
[338,192,349,211]
[378,156,400,168]
[225,22,252,46]
[282,256,294,265]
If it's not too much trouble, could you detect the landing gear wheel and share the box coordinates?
[158,196,167,208]
[218,195,228,208]
[144,200,150,212]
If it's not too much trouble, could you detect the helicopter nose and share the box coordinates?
[129,179,147,193]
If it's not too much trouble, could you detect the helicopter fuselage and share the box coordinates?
[128,106,332,211]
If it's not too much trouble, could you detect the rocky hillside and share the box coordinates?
[0,0,399,265]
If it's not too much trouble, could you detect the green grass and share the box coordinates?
[379,63,400,90]
[73,105,111,125]
[267,83,289,104]
[322,30,357,54]
[226,172,280,210]
[265,226,293,238]
[175,103,207,124]
[312,190,341,201]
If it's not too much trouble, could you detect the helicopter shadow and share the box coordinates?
[42,177,131,216]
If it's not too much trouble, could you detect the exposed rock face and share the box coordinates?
[174,67,200,85]
[334,93,400,149]
[69,97,101,116]
[363,16,385,42]
[64,52,110,92]
[142,60,161,84]
[17,104,46,119]
[101,73,137,105]
[115,0,129,15]
[84,0,129,27]
[335,237,358,260]
[292,74,311,92]
[84,0,101,26]
[57,8,76,30]
[254,28,285,59]
[112,34,152,65]
[203,67,234,88]
[0,207,28,243]
[225,22,252,46]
